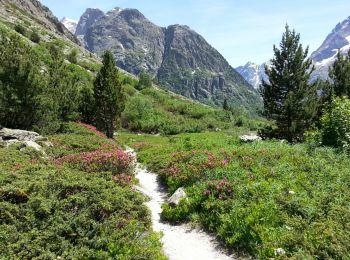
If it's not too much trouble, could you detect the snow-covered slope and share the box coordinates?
[236,62,268,89]
[60,17,78,34]
[311,16,350,81]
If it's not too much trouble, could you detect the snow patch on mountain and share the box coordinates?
[310,16,350,81]
[236,62,268,89]
[60,17,78,34]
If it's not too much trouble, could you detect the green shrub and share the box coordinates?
[0,123,165,259]
[320,97,350,152]
[14,24,26,35]
[30,31,40,43]
[136,70,152,90]
[67,48,78,64]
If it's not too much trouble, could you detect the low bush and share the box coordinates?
[0,123,165,259]
[320,97,350,152]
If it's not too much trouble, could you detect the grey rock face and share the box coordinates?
[236,62,269,89]
[0,0,80,44]
[85,8,166,76]
[83,7,261,110]
[0,128,52,153]
[75,8,105,37]
[0,128,40,142]
[168,187,187,206]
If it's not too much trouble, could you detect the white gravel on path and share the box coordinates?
[126,148,235,260]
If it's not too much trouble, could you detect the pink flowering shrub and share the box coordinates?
[159,150,233,192]
[202,178,234,200]
[78,122,106,138]
[55,149,134,175]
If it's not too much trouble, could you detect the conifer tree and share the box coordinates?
[0,29,43,129]
[136,70,152,90]
[93,51,125,138]
[329,50,350,97]
[223,99,229,111]
[260,25,315,142]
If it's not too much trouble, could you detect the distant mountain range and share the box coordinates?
[59,7,261,111]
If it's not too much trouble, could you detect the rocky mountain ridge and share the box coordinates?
[78,7,261,110]
[310,16,350,81]
[0,0,79,44]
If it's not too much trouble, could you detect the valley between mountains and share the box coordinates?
[1,0,350,259]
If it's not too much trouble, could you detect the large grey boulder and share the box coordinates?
[0,128,40,142]
[168,187,187,206]
[0,128,52,153]
[20,141,42,152]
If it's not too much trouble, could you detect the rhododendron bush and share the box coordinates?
[55,149,134,175]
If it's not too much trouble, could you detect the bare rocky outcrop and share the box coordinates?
[0,0,80,44]
[0,128,52,153]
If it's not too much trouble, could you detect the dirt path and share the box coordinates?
[126,148,235,260]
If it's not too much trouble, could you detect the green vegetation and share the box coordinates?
[136,70,153,90]
[67,48,78,64]
[30,31,41,43]
[329,50,350,97]
[119,131,350,259]
[14,23,26,35]
[0,123,165,259]
[261,25,319,142]
[317,97,350,152]
[93,51,125,138]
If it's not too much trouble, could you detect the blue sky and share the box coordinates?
[41,0,350,67]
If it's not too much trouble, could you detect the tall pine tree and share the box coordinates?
[260,25,315,142]
[329,50,350,97]
[0,28,44,129]
[93,51,124,138]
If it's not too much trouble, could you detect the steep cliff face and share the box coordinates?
[158,25,257,107]
[85,8,166,76]
[75,8,105,37]
[0,0,79,44]
[83,7,261,110]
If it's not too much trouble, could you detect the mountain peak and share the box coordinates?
[60,17,78,34]
[76,8,105,36]
[83,6,260,110]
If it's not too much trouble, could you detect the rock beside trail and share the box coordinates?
[168,187,187,206]
[239,134,262,143]
[0,128,52,153]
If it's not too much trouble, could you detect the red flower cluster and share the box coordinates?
[55,149,134,174]
[203,178,234,200]
[78,122,106,138]
[112,174,133,186]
